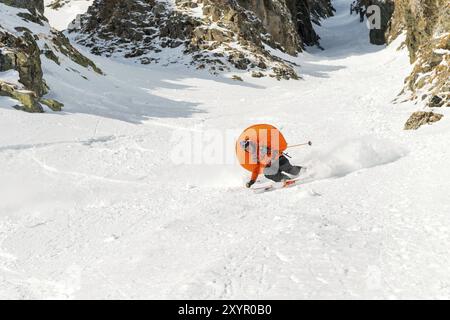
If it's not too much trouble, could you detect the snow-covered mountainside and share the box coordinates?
[0,0,449,299]
[0,0,101,112]
[67,0,334,79]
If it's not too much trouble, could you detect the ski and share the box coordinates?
[252,177,302,193]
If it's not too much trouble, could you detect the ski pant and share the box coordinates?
[264,155,300,182]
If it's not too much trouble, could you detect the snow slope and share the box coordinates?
[44,0,93,30]
[1,0,450,299]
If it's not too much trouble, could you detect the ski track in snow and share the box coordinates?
[1,0,450,299]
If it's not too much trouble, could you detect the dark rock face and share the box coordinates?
[76,0,201,53]
[71,0,334,78]
[429,95,445,108]
[237,0,301,54]
[0,0,44,14]
[307,0,334,24]
[293,0,319,46]
[292,0,335,46]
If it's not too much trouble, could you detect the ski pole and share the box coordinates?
[286,141,312,149]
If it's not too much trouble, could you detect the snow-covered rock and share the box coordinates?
[404,111,444,130]
[356,0,449,128]
[0,0,101,112]
[387,0,449,112]
[68,0,334,79]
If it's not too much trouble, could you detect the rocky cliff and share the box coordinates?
[2,0,44,14]
[361,0,448,128]
[388,0,449,109]
[0,0,101,112]
[69,0,334,79]
[300,0,335,46]
[47,0,73,10]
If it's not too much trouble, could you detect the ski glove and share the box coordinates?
[246,180,256,188]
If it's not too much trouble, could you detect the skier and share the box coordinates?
[359,4,366,22]
[239,138,303,188]
[350,1,355,14]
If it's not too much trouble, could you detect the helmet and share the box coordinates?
[240,138,250,151]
